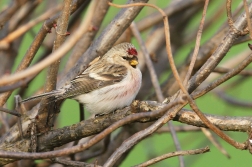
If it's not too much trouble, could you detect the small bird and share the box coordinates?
[22,43,142,115]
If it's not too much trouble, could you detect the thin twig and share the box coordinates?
[205,49,250,81]
[0,0,30,28]
[214,66,252,76]
[192,52,252,99]
[187,97,246,149]
[243,0,252,39]
[0,107,21,117]
[156,125,201,133]
[226,0,248,35]
[79,135,111,161]
[130,22,163,103]
[201,128,230,158]
[133,146,210,167]
[136,0,204,32]
[54,158,101,167]
[130,21,185,167]
[184,1,225,44]
[0,1,96,86]
[0,76,34,93]
[0,5,62,47]
[183,0,209,85]
[214,88,252,108]
[64,0,111,73]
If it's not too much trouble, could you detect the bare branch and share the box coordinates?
[133,146,210,167]
[0,0,97,86]
[130,21,184,167]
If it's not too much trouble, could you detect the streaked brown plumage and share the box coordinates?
[22,43,142,114]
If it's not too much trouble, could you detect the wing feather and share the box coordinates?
[57,63,127,100]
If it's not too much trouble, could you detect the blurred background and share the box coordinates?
[0,0,251,166]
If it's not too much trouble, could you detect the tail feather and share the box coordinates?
[21,90,62,103]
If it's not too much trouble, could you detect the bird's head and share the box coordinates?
[103,43,139,68]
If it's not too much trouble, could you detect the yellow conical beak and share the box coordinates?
[130,59,138,66]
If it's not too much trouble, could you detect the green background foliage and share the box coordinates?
[1,0,251,166]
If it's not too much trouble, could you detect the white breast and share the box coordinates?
[74,68,142,114]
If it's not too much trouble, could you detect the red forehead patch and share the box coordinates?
[127,48,138,56]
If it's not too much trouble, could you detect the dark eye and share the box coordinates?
[122,56,127,60]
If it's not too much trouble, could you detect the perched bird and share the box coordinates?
[22,43,142,115]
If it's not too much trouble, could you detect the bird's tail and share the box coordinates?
[21,90,63,103]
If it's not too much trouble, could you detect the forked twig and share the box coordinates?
[226,0,249,35]
[243,0,252,39]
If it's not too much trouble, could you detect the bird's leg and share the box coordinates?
[79,103,85,121]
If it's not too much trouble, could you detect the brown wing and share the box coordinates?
[57,63,127,100]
